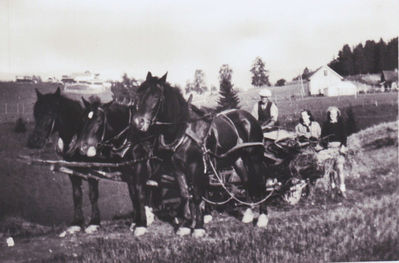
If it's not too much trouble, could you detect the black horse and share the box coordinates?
[132,72,269,237]
[76,99,160,236]
[27,88,102,235]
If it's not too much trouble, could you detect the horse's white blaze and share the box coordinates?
[134,227,147,237]
[176,227,191,236]
[257,213,269,228]
[145,206,155,226]
[204,214,213,224]
[88,111,94,119]
[57,138,64,152]
[242,208,254,224]
[87,146,96,157]
[192,229,206,238]
[85,224,100,234]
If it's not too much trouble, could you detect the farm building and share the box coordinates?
[308,65,343,96]
[61,71,107,94]
[307,65,357,96]
[380,69,398,91]
[323,81,357,97]
[15,75,35,84]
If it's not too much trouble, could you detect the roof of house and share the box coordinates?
[308,65,343,80]
[382,70,398,82]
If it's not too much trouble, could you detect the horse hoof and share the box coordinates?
[256,214,269,228]
[145,206,155,226]
[129,223,136,232]
[242,208,254,224]
[85,225,100,234]
[192,229,206,238]
[176,227,191,236]
[134,227,147,237]
[59,225,81,237]
[204,215,213,224]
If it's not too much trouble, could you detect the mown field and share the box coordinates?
[1,121,398,262]
[0,81,398,262]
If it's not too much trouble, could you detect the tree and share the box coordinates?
[275,79,286,86]
[386,37,398,70]
[217,64,240,111]
[363,40,377,74]
[185,69,208,94]
[353,43,366,74]
[250,57,270,87]
[341,44,354,76]
[111,73,139,102]
[301,67,310,80]
[375,38,387,72]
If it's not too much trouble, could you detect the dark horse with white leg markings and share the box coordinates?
[27,88,155,236]
[27,88,102,235]
[75,99,160,236]
[132,72,270,237]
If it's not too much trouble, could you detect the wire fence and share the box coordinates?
[0,103,34,123]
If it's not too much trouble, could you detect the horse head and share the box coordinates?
[77,98,113,157]
[133,72,168,132]
[27,87,62,149]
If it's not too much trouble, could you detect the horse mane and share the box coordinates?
[162,81,190,123]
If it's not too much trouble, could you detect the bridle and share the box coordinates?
[92,106,131,149]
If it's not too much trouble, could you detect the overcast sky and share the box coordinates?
[0,0,398,89]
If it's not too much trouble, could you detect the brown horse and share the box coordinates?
[132,72,269,237]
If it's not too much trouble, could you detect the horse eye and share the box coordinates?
[88,111,94,119]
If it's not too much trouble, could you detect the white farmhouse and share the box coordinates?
[308,65,343,95]
[308,65,357,97]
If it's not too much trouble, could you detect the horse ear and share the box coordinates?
[81,97,90,108]
[160,72,168,83]
[146,72,152,81]
[187,94,193,105]
[55,87,61,96]
[35,89,43,99]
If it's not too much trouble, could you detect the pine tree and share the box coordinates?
[363,40,377,74]
[250,57,270,87]
[341,44,354,76]
[217,64,240,111]
[353,44,366,74]
[375,38,387,72]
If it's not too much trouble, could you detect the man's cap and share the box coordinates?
[259,89,272,97]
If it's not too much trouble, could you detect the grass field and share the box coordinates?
[0,81,398,262]
[1,121,398,262]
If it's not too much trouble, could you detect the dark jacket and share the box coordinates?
[321,120,347,147]
[258,101,272,124]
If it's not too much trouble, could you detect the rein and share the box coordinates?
[96,107,131,148]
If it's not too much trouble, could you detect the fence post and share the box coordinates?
[5,103,7,114]
[17,103,19,114]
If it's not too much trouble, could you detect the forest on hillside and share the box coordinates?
[328,37,398,76]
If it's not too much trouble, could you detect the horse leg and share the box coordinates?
[203,191,213,224]
[190,162,207,237]
[243,151,269,228]
[233,158,254,224]
[175,171,193,236]
[85,178,100,234]
[61,175,84,236]
[126,171,148,237]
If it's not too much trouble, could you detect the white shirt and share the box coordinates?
[251,101,278,122]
